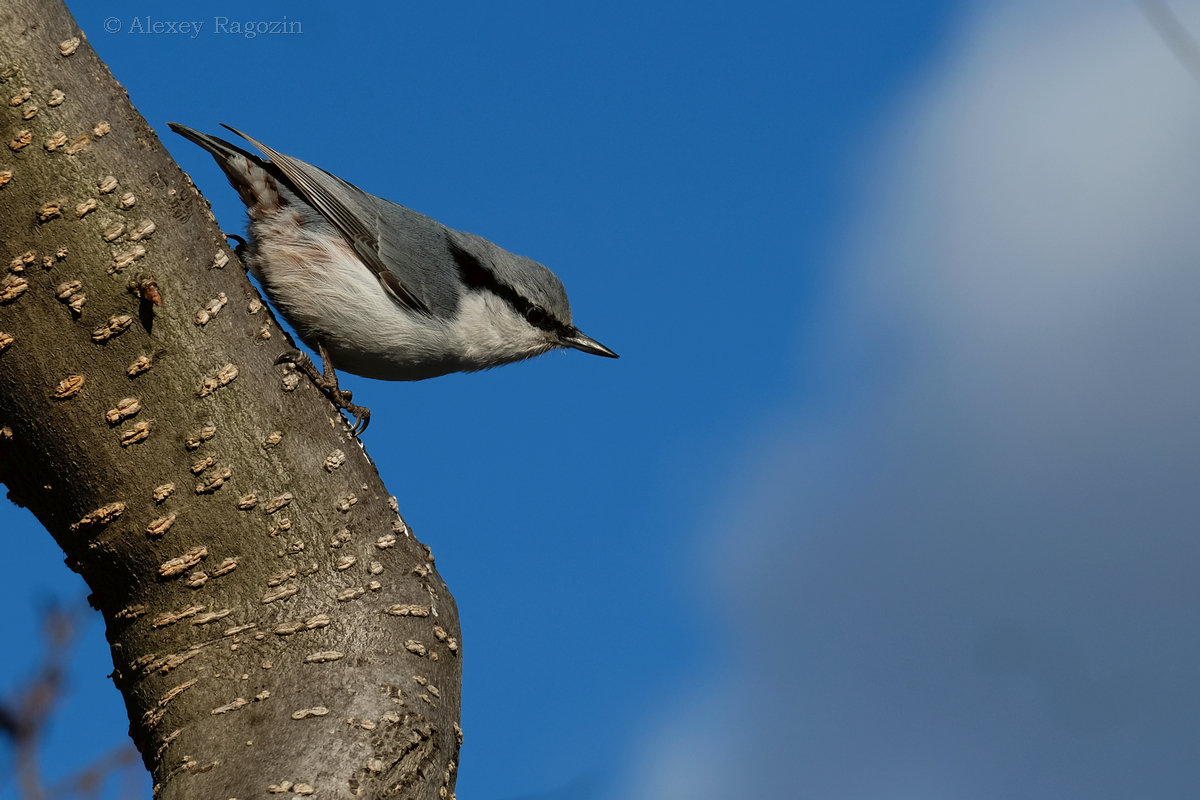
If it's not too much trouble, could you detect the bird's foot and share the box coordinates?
[225,233,249,262]
[275,349,371,436]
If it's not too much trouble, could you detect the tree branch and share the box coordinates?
[0,2,462,797]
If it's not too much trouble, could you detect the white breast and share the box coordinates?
[248,211,555,380]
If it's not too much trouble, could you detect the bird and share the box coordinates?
[168,123,618,434]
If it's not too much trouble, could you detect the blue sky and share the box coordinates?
[8,1,1200,798]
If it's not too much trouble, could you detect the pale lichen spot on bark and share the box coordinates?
[183,423,217,450]
[9,129,33,151]
[109,244,146,274]
[154,729,182,762]
[127,354,153,377]
[36,201,62,222]
[195,292,227,325]
[265,492,294,513]
[91,314,133,342]
[145,513,177,537]
[324,449,346,472]
[55,278,82,301]
[280,368,300,392]
[52,373,84,399]
[69,500,123,531]
[210,697,249,715]
[147,647,204,676]
[64,133,89,155]
[1,275,29,302]
[274,620,305,635]
[192,609,232,626]
[115,604,147,621]
[104,397,141,424]
[290,707,329,720]
[198,363,238,397]
[195,466,232,494]
[152,604,204,628]
[128,218,156,241]
[190,455,214,474]
[212,557,238,577]
[119,419,152,447]
[142,679,198,728]
[386,604,430,618]
[267,568,297,587]
[262,584,298,604]
[432,626,458,654]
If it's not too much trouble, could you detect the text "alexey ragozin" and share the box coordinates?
[102,16,302,39]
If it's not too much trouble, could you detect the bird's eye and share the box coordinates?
[525,305,547,325]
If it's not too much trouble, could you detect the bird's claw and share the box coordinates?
[225,233,249,261]
[274,349,302,368]
[275,348,371,437]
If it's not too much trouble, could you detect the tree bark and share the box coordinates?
[0,2,462,798]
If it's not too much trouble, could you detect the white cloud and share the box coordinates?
[630,2,1200,797]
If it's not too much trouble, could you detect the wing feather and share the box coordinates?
[221,125,431,315]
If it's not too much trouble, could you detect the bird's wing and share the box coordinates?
[221,125,432,316]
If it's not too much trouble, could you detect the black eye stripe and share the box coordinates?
[448,240,568,335]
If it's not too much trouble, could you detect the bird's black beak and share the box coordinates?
[560,328,619,358]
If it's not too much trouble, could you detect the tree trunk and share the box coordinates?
[0,2,462,798]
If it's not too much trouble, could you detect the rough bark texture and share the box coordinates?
[0,2,462,798]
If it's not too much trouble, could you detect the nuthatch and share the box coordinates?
[169,123,617,434]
